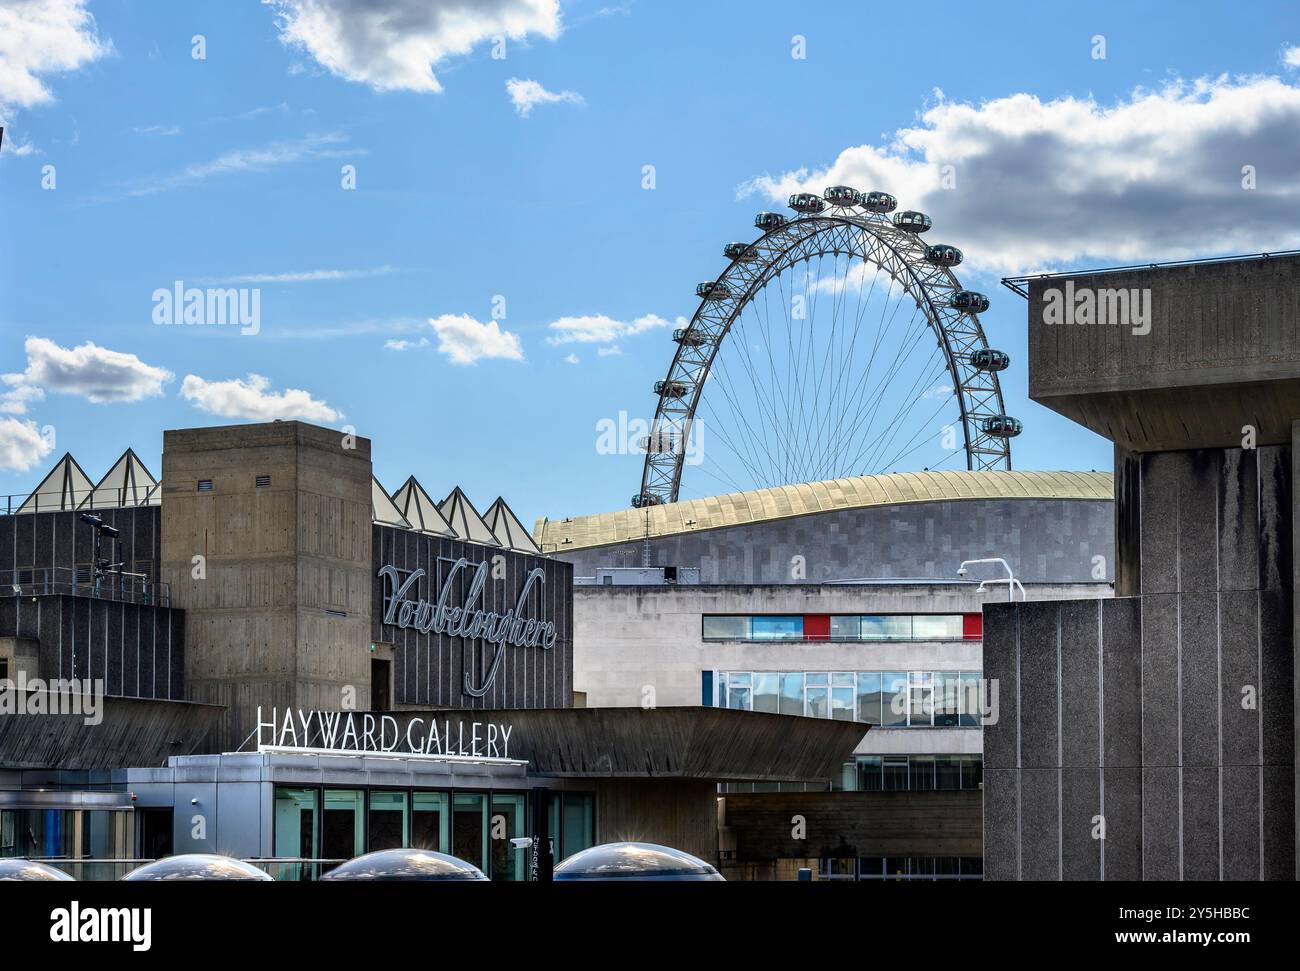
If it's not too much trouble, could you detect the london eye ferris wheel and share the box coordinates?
[633,186,1021,508]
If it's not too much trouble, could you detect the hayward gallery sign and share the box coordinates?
[377,557,557,697]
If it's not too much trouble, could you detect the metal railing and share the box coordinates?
[0,567,170,608]
[1,487,161,516]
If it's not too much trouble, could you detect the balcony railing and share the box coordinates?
[0,567,170,608]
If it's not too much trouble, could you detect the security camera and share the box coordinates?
[510,837,533,849]
[956,566,967,577]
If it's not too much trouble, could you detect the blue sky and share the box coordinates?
[2,0,1299,525]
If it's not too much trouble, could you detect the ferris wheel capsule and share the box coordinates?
[982,415,1022,438]
[631,493,663,508]
[860,191,898,214]
[696,281,731,301]
[673,328,708,347]
[950,290,990,313]
[893,210,932,233]
[823,185,861,207]
[969,348,1010,371]
[924,243,963,267]
[788,192,826,214]
[655,380,688,398]
[723,241,760,262]
[754,211,788,232]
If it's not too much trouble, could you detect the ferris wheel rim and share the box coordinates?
[636,204,1010,507]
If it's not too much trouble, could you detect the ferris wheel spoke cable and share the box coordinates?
[820,259,881,481]
[848,347,948,474]
[871,390,962,474]
[726,305,791,482]
[839,316,939,473]
[861,359,951,473]
[811,252,873,482]
[823,288,919,471]
[704,350,781,488]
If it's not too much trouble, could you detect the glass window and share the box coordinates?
[702,615,749,640]
[913,615,963,640]
[561,794,594,860]
[959,671,983,727]
[857,672,882,725]
[908,672,933,727]
[273,788,317,869]
[862,615,912,640]
[453,793,487,869]
[882,757,909,791]
[829,616,861,640]
[490,794,526,882]
[961,756,983,790]
[831,673,855,722]
[935,756,962,790]
[753,673,779,714]
[881,672,908,727]
[322,790,365,864]
[751,616,803,640]
[857,755,882,791]
[412,791,449,853]
[368,790,408,851]
[779,673,804,715]
[933,672,960,727]
[726,671,752,710]
[806,679,829,718]
[911,755,936,790]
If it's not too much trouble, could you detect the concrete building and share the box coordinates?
[985,253,1299,880]
[1,420,860,878]
[545,471,1115,879]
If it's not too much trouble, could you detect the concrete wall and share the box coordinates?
[556,498,1114,584]
[573,582,1109,756]
[1028,255,1300,451]
[161,421,373,750]
[983,445,1295,880]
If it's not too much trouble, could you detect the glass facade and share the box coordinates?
[274,786,595,881]
[715,670,984,726]
[703,613,977,642]
[854,754,983,791]
[821,856,983,881]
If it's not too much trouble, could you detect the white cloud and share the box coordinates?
[384,336,430,351]
[200,266,398,285]
[179,373,342,422]
[597,345,621,356]
[1,336,172,413]
[563,353,580,365]
[739,74,1300,273]
[506,77,583,117]
[132,124,181,136]
[1284,45,1300,70]
[546,313,678,345]
[428,313,524,365]
[103,132,353,201]
[0,136,39,156]
[0,417,53,472]
[0,0,110,115]
[267,0,561,93]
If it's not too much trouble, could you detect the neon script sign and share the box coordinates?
[377,557,557,697]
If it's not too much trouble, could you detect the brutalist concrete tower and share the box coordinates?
[985,254,1298,880]
[160,421,374,751]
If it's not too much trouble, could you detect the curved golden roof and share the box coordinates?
[533,470,1113,551]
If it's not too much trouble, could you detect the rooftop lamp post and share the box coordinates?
[957,557,1025,602]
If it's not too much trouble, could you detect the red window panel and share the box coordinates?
[963,612,983,640]
[804,614,830,641]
